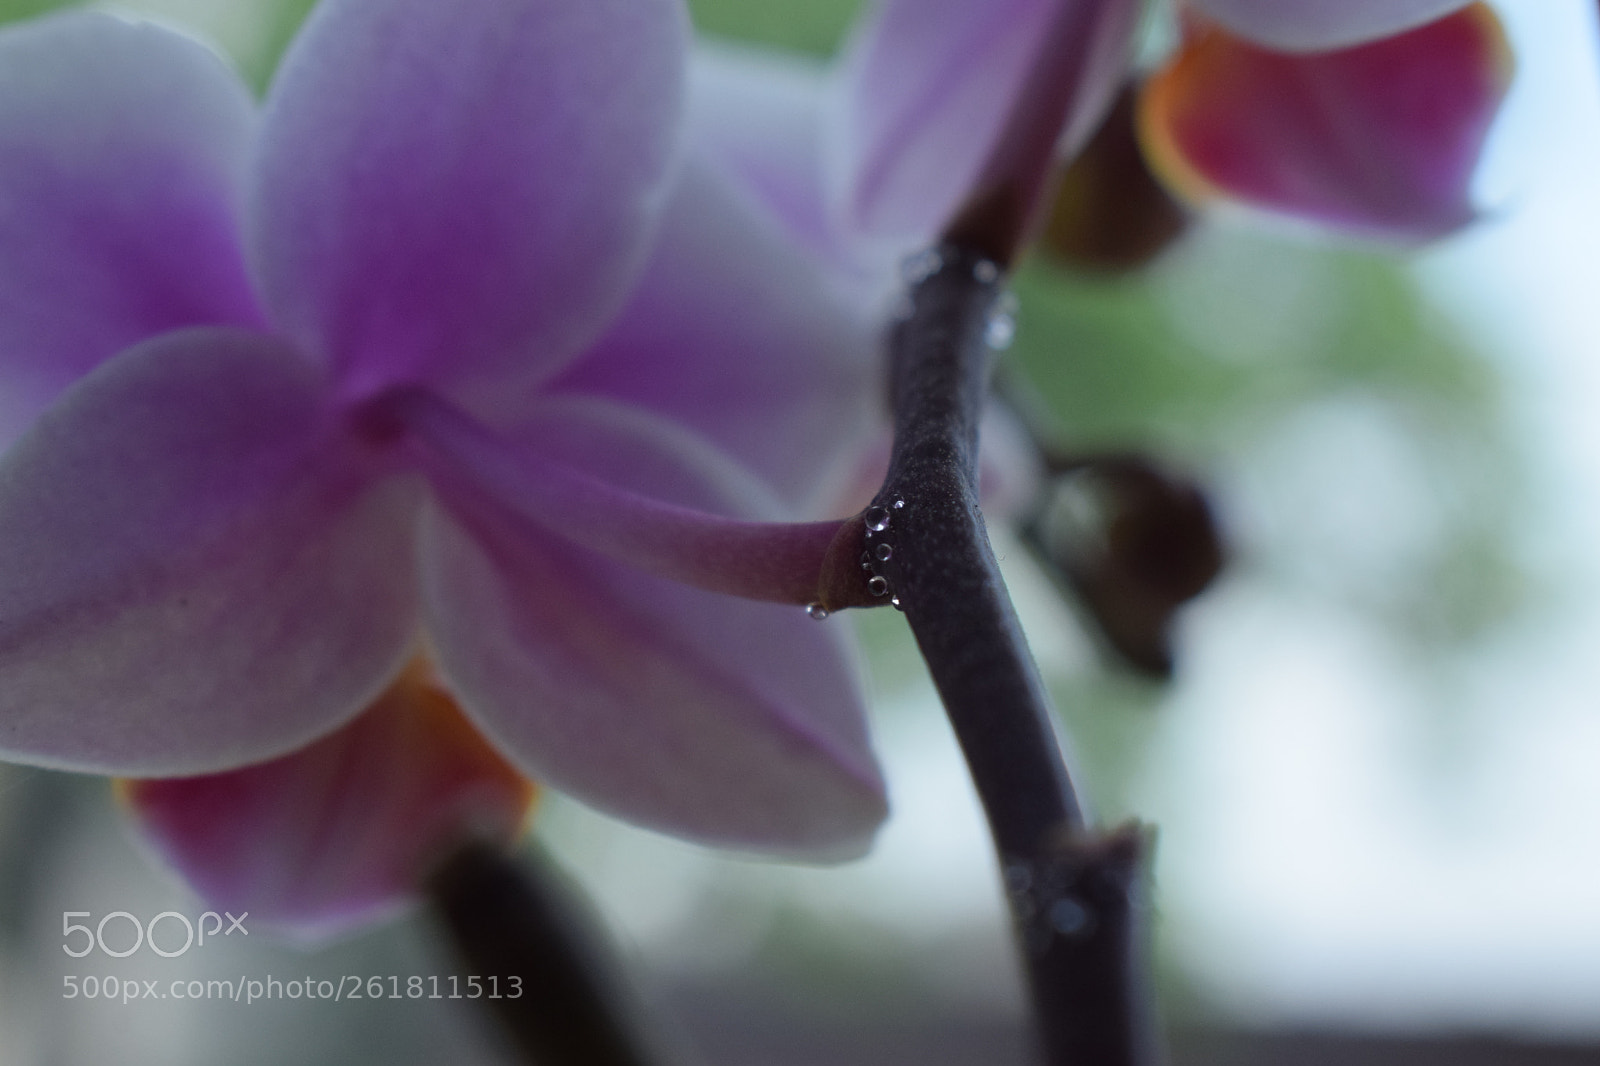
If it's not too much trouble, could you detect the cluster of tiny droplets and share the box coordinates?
[841,253,1008,621]
[806,496,908,620]
[858,496,907,610]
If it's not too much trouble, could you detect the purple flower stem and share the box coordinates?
[427,842,680,1066]
[859,242,1161,1066]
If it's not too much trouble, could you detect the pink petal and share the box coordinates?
[687,43,837,263]
[399,391,854,606]
[545,157,881,511]
[1188,0,1475,52]
[120,660,536,941]
[829,0,1139,250]
[0,328,420,775]
[416,403,886,857]
[0,12,263,445]
[1140,5,1511,240]
[249,0,688,405]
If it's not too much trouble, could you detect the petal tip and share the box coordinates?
[1138,5,1511,241]
[120,661,536,941]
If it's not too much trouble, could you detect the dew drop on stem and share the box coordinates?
[1049,897,1094,938]
[901,248,944,284]
[986,294,1019,350]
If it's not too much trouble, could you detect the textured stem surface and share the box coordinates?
[858,244,1159,1065]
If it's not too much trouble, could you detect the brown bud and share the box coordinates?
[1041,84,1190,274]
[1026,454,1225,677]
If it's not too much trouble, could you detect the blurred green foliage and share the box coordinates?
[0,0,63,21]
[1016,230,1525,650]
[687,0,861,55]
[1011,239,1498,453]
[245,0,317,92]
[242,0,863,74]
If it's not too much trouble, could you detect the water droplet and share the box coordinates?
[973,259,1000,285]
[901,248,943,284]
[805,602,830,620]
[859,551,872,571]
[1049,897,1094,938]
[985,310,1016,350]
[874,543,893,562]
[863,505,891,532]
[890,596,903,611]
[867,575,890,597]
[892,496,906,510]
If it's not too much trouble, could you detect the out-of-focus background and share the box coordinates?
[2,0,1599,1062]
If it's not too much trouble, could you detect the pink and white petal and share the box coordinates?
[1140,5,1511,240]
[544,156,881,511]
[399,392,852,606]
[119,661,535,941]
[1187,0,1475,52]
[250,0,688,404]
[0,328,421,776]
[412,396,885,851]
[688,42,837,263]
[421,498,885,859]
[0,12,263,445]
[828,0,1139,251]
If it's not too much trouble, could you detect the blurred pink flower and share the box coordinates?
[691,0,1509,255]
[690,0,1143,280]
[0,0,892,931]
[1140,2,1512,240]
[685,0,1145,514]
[122,659,539,939]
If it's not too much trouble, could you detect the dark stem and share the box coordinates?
[860,244,1160,1066]
[427,841,678,1066]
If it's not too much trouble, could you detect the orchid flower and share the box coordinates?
[0,0,894,934]
[1139,1,1513,241]
[121,659,538,938]
[691,0,1143,285]
[686,0,1146,518]
[691,0,1509,265]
